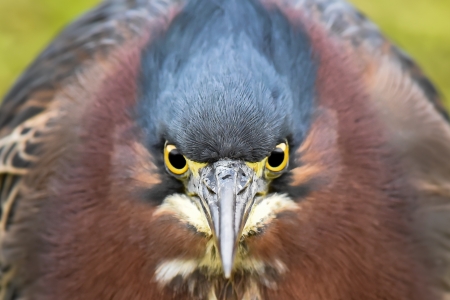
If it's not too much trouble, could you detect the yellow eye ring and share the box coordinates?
[265,142,289,172]
[164,144,189,175]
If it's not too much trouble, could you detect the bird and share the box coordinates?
[0,0,449,299]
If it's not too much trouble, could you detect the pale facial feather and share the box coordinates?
[153,193,298,285]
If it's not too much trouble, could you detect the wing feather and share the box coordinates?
[281,0,450,296]
[271,0,447,120]
[0,0,182,298]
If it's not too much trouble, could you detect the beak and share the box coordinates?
[189,160,266,278]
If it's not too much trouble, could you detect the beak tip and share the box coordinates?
[219,242,235,279]
[219,237,236,279]
[222,262,233,279]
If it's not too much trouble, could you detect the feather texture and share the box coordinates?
[0,0,448,299]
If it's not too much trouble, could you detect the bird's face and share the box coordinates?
[158,141,290,278]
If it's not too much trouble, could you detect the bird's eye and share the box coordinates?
[164,144,188,175]
[266,142,289,172]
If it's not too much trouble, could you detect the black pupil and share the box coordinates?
[268,148,285,168]
[168,149,187,169]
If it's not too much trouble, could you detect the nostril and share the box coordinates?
[203,177,217,194]
[203,182,216,195]
[222,174,232,180]
[237,186,248,195]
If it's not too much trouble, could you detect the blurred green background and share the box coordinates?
[0,0,449,107]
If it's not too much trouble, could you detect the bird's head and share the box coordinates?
[160,139,290,279]
[133,0,317,289]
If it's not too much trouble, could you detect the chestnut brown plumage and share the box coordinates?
[0,0,449,299]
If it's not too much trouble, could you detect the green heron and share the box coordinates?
[0,0,449,299]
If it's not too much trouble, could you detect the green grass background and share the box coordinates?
[0,0,449,107]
